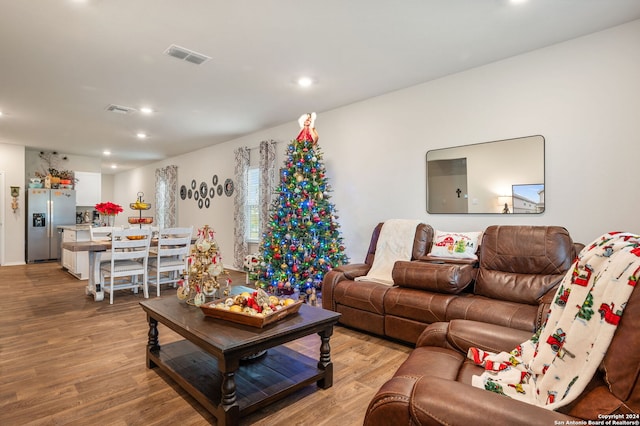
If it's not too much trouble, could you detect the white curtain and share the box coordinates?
[155,165,178,229]
[259,140,277,239]
[233,147,250,269]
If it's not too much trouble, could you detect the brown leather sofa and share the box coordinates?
[322,224,582,344]
[364,282,640,425]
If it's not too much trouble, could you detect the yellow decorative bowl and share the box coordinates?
[126,235,146,240]
[130,203,151,210]
[128,217,153,224]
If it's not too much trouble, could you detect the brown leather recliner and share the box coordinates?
[364,278,640,425]
[321,222,433,337]
[441,225,584,331]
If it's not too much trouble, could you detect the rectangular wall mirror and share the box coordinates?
[426,135,545,214]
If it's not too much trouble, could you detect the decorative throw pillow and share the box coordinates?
[429,230,482,260]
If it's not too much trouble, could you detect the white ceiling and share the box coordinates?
[2,0,640,173]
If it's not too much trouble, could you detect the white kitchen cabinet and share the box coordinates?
[61,227,89,279]
[74,171,101,207]
[61,229,75,272]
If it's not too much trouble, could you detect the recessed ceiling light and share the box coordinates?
[140,107,153,114]
[136,132,147,139]
[103,150,111,156]
[297,77,314,87]
[510,0,528,4]
[111,164,118,169]
[0,111,4,116]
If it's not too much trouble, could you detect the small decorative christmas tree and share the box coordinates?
[177,225,230,305]
[252,113,348,295]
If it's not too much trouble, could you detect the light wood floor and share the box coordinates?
[0,263,412,426]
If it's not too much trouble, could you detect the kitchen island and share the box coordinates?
[59,225,93,280]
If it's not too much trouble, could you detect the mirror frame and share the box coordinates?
[426,135,545,214]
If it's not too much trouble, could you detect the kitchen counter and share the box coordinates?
[58,224,93,231]
[60,226,92,279]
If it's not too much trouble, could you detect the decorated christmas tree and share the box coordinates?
[252,113,348,295]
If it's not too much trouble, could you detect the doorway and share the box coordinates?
[427,158,468,213]
[0,171,5,265]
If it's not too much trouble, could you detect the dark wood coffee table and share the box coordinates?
[139,297,341,426]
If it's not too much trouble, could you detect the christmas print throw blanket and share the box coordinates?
[468,231,640,410]
[355,219,422,286]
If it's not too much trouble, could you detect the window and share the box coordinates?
[246,167,260,242]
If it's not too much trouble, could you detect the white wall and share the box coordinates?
[78,20,640,264]
[0,143,26,265]
[25,148,102,186]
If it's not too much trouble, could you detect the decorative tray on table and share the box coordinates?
[200,294,303,328]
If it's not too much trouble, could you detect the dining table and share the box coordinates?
[61,237,196,302]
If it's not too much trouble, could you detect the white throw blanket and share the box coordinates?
[468,231,640,411]
[355,219,422,285]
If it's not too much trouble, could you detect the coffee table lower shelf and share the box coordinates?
[148,339,325,420]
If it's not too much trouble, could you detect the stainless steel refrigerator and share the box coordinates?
[26,188,76,263]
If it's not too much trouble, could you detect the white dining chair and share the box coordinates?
[100,227,152,304]
[148,226,193,297]
[90,226,118,265]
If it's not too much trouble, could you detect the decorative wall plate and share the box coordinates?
[194,191,199,200]
[200,181,208,198]
[209,187,215,198]
[212,175,219,186]
[224,178,234,196]
[191,179,196,190]
[180,185,187,200]
[204,198,210,208]
[217,185,223,196]
[188,189,192,199]
[198,198,203,209]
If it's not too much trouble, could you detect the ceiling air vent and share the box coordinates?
[105,104,136,114]
[164,44,211,65]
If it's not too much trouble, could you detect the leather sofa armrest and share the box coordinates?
[416,320,534,354]
[321,264,371,311]
[340,263,371,280]
[408,376,580,425]
[414,322,452,349]
[392,261,475,294]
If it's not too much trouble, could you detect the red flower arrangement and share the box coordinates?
[95,202,123,216]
